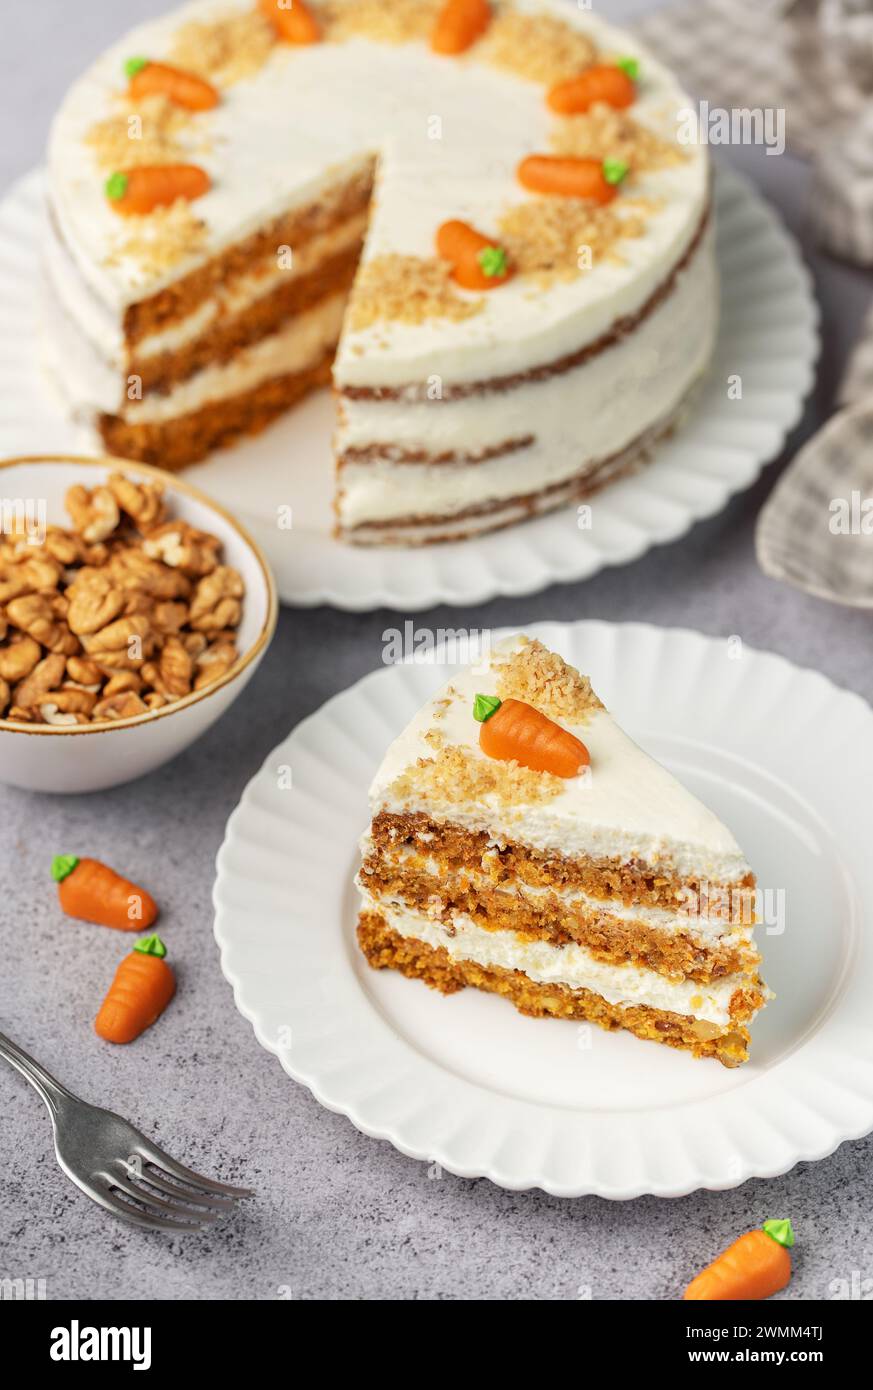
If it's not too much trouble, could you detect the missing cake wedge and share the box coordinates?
[356,635,770,1066]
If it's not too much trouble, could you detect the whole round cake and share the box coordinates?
[46,0,715,544]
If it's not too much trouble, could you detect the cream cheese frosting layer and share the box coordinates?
[363,893,751,1027]
[47,0,708,393]
[336,228,715,528]
[369,635,752,884]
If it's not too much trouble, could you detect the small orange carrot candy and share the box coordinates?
[684,1220,795,1301]
[517,154,628,203]
[259,0,321,45]
[547,61,637,115]
[125,57,219,111]
[104,165,211,216]
[432,0,492,55]
[436,219,513,290]
[52,855,158,933]
[474,695,590,779]
[95,934,176,1045]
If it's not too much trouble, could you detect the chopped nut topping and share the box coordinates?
[483,6,597,85]
[388,743,565,810]
[167,8,277,85]
[493,638,604,724]
[85,95,191,174]
[499,196,645,284]
[320,0,441,44]
[103,199,209,279]
[550,106,686,172]
[347,254,484,331]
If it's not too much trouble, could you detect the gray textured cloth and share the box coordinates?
[637,0,873,603]
[637,0,873,262]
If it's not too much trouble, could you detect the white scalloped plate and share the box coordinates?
[213,620,873,1199]
[0,166,817,609]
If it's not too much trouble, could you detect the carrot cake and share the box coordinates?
[45,0,715,544]
[357,635,769,1065]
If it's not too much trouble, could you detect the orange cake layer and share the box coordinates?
[121,165,375,346]
[369,811,757,915]
[99,353,333,468]
[358,912,755,1067]
[131,245,363,394]
[360,857,759,985]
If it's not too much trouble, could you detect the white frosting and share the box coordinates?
[363,892,750,1027]
[337,227,715,527]
[369,634,752,883]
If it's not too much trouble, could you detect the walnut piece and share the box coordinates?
[107,472,166,529]
[14,652,67,708]
[65,484,121,544]
[0,634,42,683]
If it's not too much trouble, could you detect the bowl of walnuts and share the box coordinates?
[0,455,277,793]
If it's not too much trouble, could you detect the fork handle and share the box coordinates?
[0,1031,75,1116]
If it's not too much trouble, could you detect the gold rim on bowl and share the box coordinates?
[0,453,279,736]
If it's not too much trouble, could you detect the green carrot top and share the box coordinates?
[134,934,168,959]
[762,1219,795,1248]
[473,694,502,723]
[602,158,630,186]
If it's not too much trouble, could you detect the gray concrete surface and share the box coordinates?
[0,1,871,1301]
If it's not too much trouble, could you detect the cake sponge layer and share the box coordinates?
[358,912,753,1067]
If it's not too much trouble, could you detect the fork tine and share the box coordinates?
[134,1140,254,1198]
[135,1166,238,1211]
[109,1171,223,1226]
[86,1181,213,1233]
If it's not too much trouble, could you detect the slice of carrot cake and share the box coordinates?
[357,634,769,1065]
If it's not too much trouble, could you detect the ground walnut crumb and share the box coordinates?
[550,106,686,172]
[85,95,193,173]
[494,638,604,724]
[167,7,276,85]
[388,743,565,809]
[499,197,645,283]
[103,200,208,278]
[347,255,483,331]
[319,0,441,44]
[483,6,597,84]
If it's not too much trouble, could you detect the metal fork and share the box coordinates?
[0,1031,252,1231]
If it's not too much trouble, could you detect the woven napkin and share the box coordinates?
[635,0,873,603]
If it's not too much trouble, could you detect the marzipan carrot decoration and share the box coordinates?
[125,57,220,111]
[474,695,590,778]
[436,220,513,290]
[432,0,492,55]
[517,154,628,203]
[684,1220,795,1301]
[52,855,158,932]
[259,0,321,45]
[547,62,637,115]
[105,165,211,216]
[95,934,176,1045]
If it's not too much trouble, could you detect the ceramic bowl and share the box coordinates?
[0,455,277,793]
